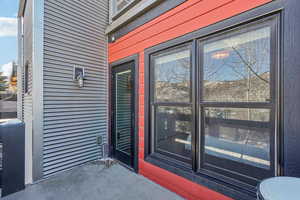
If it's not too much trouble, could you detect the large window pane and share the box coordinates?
[155,106,192,159]
[203,26,271,102]
[203,107,271,169]
[0,62,17,122]
[153,46,191,103]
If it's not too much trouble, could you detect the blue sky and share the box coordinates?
[0,0,18,73]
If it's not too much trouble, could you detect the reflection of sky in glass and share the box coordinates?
[203,27,271,82]
[0,62,14,79]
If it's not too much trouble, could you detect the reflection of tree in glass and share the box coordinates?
[204,29,271,103]
[155,56,190,102]
[203,29,272,163]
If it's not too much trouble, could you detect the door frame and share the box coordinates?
[109,54,139,172]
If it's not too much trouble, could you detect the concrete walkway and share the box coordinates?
[2,162,183,200]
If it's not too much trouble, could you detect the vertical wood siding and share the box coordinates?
[108,0,271,199]
[43,0,109,177]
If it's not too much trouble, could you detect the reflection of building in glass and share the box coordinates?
[204,72,270,103]
[0,61,18,120]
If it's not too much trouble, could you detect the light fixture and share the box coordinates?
[211,50,230,59]
[73,66,85,88]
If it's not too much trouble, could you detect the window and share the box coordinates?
[150,44,193,164]
[147,16,278,187]
[111,0,136,17]
[200,24,276,183]
[24,61,29,94]
[0,62,18,121]
[202,26,271,102]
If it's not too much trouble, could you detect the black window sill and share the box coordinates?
[145,154,258,200]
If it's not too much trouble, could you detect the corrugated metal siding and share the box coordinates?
[43,0,109,177]
[23,0,34,184]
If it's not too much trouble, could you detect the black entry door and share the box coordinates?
[112,62,135,167]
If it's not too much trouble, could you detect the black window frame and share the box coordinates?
[197,18,278,185]
[144,11,281,198]
[149,43,195,167]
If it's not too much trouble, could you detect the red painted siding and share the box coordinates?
[108,0,271,199]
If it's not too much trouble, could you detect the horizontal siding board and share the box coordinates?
[44,25,105,46]
[43,66,107,77]
[43,72,107,83]
[43,127,106,138]
[43,93,106,98]
[44,42,105,59]
[45,1,107,29]
[110,0,231,55]
[43,145,100,159]
[108,0,272,62]
[44,131,103,142]
[62,0,107,13]
[44,127,106,137]
[44,12,105,36]
[44,123,105,133]
[44,125,106,135]
[44,53,106,67]
[44,149,101,164]
[43,156,99,177]
[43,0,108,177]
[44,140,98,153]
[43,134,97,147]
[43,80,107,89]
[43,97,106,102]
[44,23,106,46]
[43,76,107,84]
[60,0,107,19]
[107,0,271,199]
[43,60,107,73]
[43,112,107,121]
[44,120,107,130]
[44,89,107,95]
[44,107,107,113]
[44,99,106,104]
[44,32,106,52]
[45,120,106,128]
[44,49,103,64]
[43,153,100,171]
[44,55,107,68]
[44,16,105,40]
[43,70,106,80]
[43,104,108,109]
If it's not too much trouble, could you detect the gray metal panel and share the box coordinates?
[43,0,109,177]
[32,0,45,181]
[22,0,34,184]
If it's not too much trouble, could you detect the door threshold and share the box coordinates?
[115,159,136,172]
